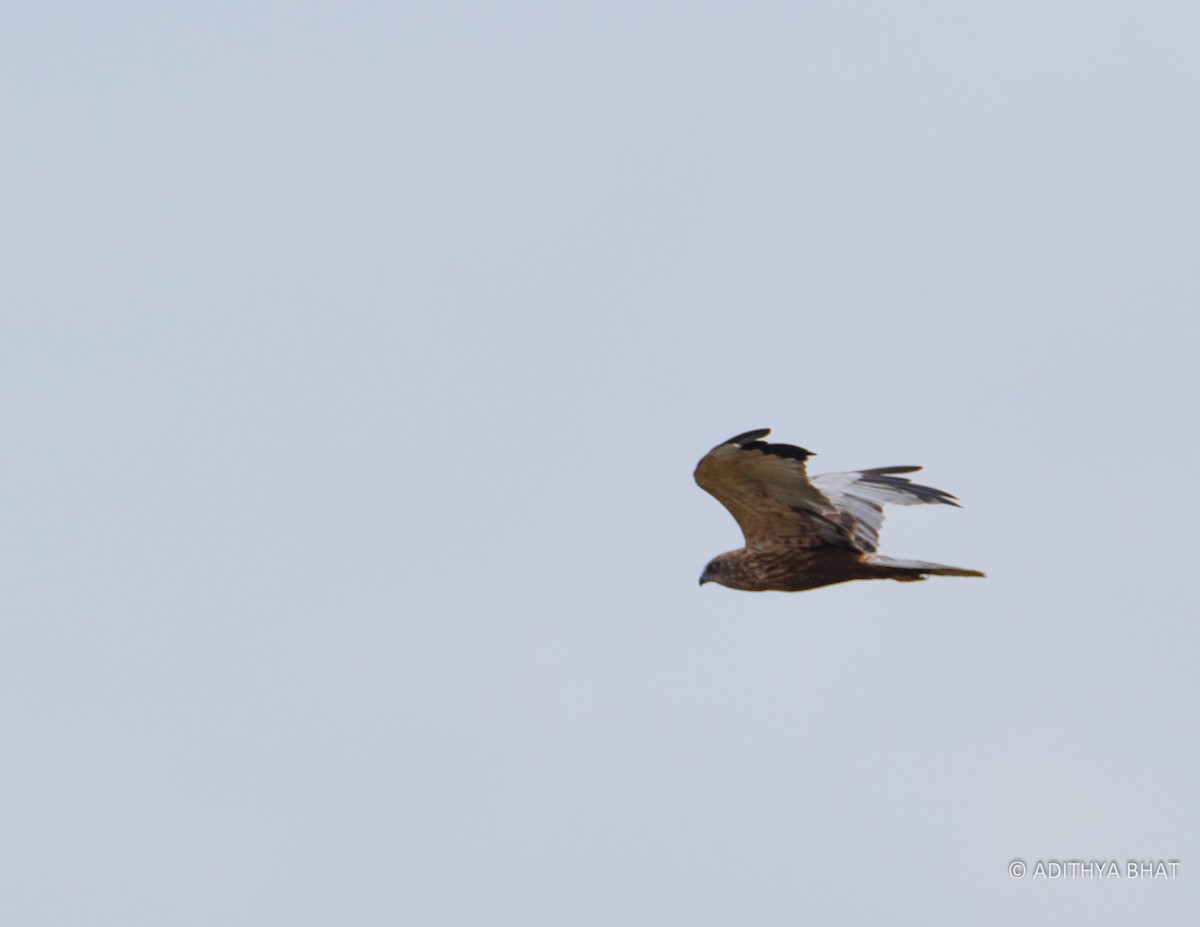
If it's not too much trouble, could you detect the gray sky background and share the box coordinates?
[4,3,1198,924]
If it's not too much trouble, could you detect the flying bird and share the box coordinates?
[695,428,984,592]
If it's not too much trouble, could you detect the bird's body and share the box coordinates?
[695,429,983,593]
[701,546,908,592]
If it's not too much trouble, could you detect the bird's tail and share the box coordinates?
[865,554,985,582]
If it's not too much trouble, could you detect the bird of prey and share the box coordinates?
[695,429,984,592]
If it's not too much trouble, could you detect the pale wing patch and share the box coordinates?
[811,467,960,553]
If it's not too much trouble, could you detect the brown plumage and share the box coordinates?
[695,428,984,592]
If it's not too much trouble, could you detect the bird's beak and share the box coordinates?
[699,574,709,586]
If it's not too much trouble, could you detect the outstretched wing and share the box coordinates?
[693,429,850,549]
[810,467,961,553]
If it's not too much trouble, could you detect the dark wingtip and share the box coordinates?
[719,428,814,460]
[860,470,962,506]
[755,441,813,461]
[726,428,771,445]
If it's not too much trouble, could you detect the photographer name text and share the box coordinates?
[1009,859,1179,880]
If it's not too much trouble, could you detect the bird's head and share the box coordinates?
[699,552,739,588]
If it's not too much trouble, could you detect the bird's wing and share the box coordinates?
[809,467,961,553]
[693,429,850,549]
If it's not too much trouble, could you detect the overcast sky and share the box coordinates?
[3,3,1198,925]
